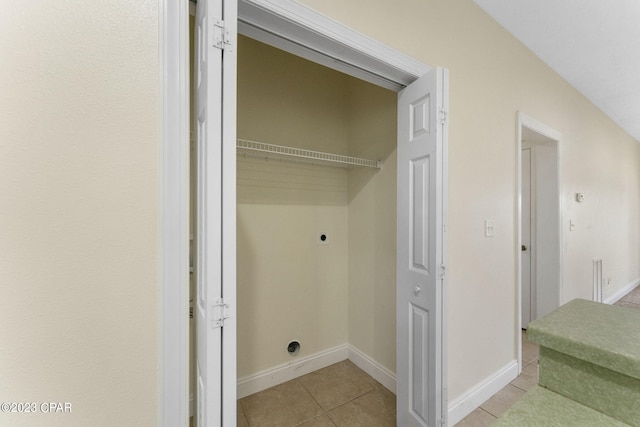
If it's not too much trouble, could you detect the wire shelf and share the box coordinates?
[236,139,381,169]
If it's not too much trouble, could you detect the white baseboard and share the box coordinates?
[236,343,398,399]
[347,345,397,394]
[604,277,640,305]
[237,344,349,398]
[447,360,519,426]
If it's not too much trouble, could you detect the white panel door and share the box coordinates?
[397,67,448,427]
[195,0,237,426]
[521,148,532,328]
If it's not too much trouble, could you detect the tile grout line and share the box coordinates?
[294,362,380,424]
[292,376,352,426]
[480,405,500,418]
[510,382,528,393]
[294,378,331,426]
[479,407,497,419]
[327,387,377,411]
[238,399,249,427]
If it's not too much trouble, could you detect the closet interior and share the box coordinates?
[189,29,399,406]
[235,34,397,391]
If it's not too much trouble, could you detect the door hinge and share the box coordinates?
[212,19,231,50]
[440,264,446,280]
[211,299,230,328]
[439,108,448,125]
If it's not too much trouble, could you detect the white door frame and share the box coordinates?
[236,0,430,90]
[160,0,191,425]
[160,0,445,425]
[516,112,563,372]
[520,147,535,327]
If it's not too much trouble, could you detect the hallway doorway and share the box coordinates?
[517,112,563,366]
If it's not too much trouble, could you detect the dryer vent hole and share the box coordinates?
[318,232,329,245]
[287,341,301,356]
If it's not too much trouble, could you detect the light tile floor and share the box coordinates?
[189,287,640,427]
[237,360,396,427]
[237,338,537,427]
[613,284,640,310]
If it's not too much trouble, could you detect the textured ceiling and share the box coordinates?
[474,0,640,142]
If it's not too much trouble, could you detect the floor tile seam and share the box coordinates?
[286,406,328,427]
[292,413,337,427]
[478,407,497,419]
[480,384,525,418]
[296,371,377,413]
[237,401,250,426]
[295,377,330,418]
[510,382,529,393]
[328,412,339,427]
[371,379,399,411]
[319,399,333,426]
[324,387,379,415]
[479,403,500,418]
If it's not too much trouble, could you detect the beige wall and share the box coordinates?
[236,36,351,377]
[0,1,159,426]
[297,0,640,400]
[346,82,397,373]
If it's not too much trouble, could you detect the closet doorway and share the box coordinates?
[189,1,449,425]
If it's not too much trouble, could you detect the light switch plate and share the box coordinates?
[484,220,496,237]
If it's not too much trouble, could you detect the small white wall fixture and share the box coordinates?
[516,111,563,373]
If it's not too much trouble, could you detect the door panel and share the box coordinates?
[397,68,448,427]
[410,303,429,420]
[521,148,532,328]
[195,1,222,425]
[411,157,430,272]
[195,0,237,425]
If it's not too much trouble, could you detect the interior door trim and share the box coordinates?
[160,0,191,425]
[238,0,431,92]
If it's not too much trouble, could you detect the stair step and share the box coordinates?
[492,386,631,427]
[526,299,640,425]
[527,299,640,380]
[538,346,640,426]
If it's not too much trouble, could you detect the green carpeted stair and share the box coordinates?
[493,299,640,426]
